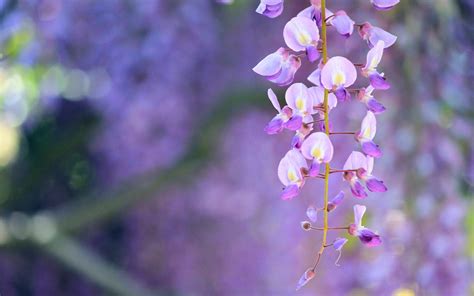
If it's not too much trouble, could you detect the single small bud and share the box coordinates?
[348,223,357,236]
[301,221,312,231]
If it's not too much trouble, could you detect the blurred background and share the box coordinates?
[0,0,472,295]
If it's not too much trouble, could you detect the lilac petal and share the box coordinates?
[253,49,284,77]
[256,1,284,18]
[308,160,320,177]
[353,204,366,227]
[300,132,334,163]
[267,88,281,112]
[281,184,300,200]
[320,56,357,89]
[285,83,312,115]
[285,115,303,131]
[366,177,388,192]
[358,111,377,141]
[278,149,307,186]
[369,26,397,48]
[296,268,316,291]
[370,0,400,11]
[327,191,344,211]
[291,133,304,149]
[351,180,368,199]
[307,68,322,86]
[358,229,382,247]
[330,11,355,38]
[306,46,320,63]
[333,237,348,251]
[268,55,301,86]
[306,206,318,222]
[264,117,284,134]
[343,151,368,171]
[366,98,386,114]
[361,140,383,158]
[334,87,351,102]
[362,40,384,75]
[369,73,391,90]
[284,16,320,52]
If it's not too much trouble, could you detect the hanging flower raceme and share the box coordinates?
[358,22,397,48]
[343,151,369,198]
[253,48,301,86]
[320,56,357,101]
[362,40,390,90]
[357,85,386,114]
[301,132,334,176]
[278,149,308,200]
[328,11,355,38]
[356,111,382,158]
[348,205,382,247]
[370,0,399,11]
[256,0,284,18]
[254,0,396,288]
[283,16,320,62]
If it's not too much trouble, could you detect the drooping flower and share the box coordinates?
[256,0,284,18]
[264,89,292,134]
[300,132,334,176]
[343,151,369,198]
[283,16,320,62]
[278,149,308,200]
[296,268,316,290]
[358,22,397,48]
[356,156,388,192]
[356,111,382,158]
[320,56,357,102]
[284,83,315,131]
[253,48,301,86]
[333,237,348,266]
[348,205,382,247]
[362,40,390,90]
[370,0,400,11]
[357,85,386,114]
[328,11,355,38]
[327,191,344,212]
[306,205,318,222]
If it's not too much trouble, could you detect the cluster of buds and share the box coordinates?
[253,0,398,290]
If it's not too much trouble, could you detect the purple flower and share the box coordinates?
[320,56,357,101]
[283,83,315,131]
[308,86,337,118]
[256,0,284,18]
[253,48,301,86]
[349,204,382,247]
[357,156,388,192]
[356,111,382,158]
[359,22,397,48]
[296,268,315,291]
[278,149,308,200]
[264,89,292,134]
[301,132,334,176]
[329,11,355,38]
[343,151,369,198]
[362,40,390,90]
[327,191,344,212]
[333,237,348,266]
[284,16,320,62]
[357,86,386,114]
[297,5,333,28]
[370,0,400,11]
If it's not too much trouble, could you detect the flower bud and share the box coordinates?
[301,221,312,231]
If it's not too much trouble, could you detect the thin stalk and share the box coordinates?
[316,0,330,267]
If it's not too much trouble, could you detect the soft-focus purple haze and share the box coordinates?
[0,0,472,295]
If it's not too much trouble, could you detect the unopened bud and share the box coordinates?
[301,221,312,231]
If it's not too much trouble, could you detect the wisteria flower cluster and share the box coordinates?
[253,0,398,290]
